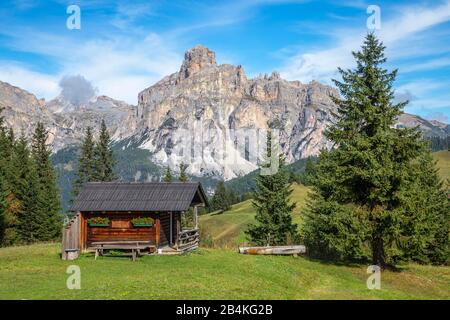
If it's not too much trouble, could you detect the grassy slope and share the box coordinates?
[0,243,449,300]
[200,183,310,248]
[201,151,450,247]
[435,150,450,182]
[2,152,447,300]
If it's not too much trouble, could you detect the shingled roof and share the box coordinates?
[70,182,207,212]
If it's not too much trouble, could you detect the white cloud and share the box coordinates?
[0,62,59,99]
[280,1,450,82]
[0,30,181,104]
[400,57,450,73]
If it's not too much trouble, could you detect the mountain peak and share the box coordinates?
[179,45,216,80]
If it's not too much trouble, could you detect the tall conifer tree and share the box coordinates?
[72,127,96,198]
[302,34,449,267]
[245,133,298,246]
[163,166,173,182]
[178,162,188,182]
[0,108,18,245]
[94,120,116,182]
[31,122,61,241]
[14,136,40,243]
[209,181,231,212]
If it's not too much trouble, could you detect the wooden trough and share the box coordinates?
[238,245,306,256]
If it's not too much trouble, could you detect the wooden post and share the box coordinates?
[155,215,160,248]
[169,212,173,246]
[194,205,198,229]
[79,212,85,252]
[176,213,180,250]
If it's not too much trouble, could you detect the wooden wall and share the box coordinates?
[159,212,170,246]
[61,213,80,258]
[84,212,158,248]
[159,212,181,246]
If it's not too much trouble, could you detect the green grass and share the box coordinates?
[2,153,447,300]
[0,243,448,300]
[434,150,450,182]
[200,183,310,248]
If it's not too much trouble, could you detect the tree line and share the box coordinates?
[245,33,449,268]
[0,111,61,246]
[427,135,450,152]
[71,120,117,200]
[162,163,188,183]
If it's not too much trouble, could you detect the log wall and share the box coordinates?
[85,212,158,247]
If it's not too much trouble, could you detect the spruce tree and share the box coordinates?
[14,136,41,243]
[163,166,173,182]
[0,172,6,245]
[209,181,231,212]
[178,162,188,182]
[302,33,449,267]
[0,109,8,244]
[0,108,18,245]
[31,122,62,241]
[72,127,96,198]
[245,133,298,246]
[300,157,317,186]
[94,120,117,182]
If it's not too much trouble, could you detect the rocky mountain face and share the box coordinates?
[135,45,338,179]
[1,46,449,182]
[0,80,136,150]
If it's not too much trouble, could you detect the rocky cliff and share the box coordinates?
[135,45,338,179]
[0,80,136,150]
[1,46,449,181]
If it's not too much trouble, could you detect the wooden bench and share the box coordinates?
[91,241,156,261]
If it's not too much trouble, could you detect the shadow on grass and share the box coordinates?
[303,255,405,272]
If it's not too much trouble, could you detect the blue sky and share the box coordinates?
[0,0,449,122]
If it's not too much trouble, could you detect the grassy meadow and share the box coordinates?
[435,150,450,182]
[200,183,310,248]
[0,151,448,300]
[0,243,449,300]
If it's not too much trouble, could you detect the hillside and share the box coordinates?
[435,150,450,182]
[202,151,449,247]
[200,183,310,248]
[0,243,448,300]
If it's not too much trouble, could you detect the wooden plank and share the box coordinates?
[238,245,306,255]
[155,216,160,247]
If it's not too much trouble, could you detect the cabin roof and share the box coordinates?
[69,182,208,212]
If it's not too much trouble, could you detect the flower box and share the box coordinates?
[87,217,110,227]
[88,223,109,227]
[132,223,153,227]
[131,217,154,228]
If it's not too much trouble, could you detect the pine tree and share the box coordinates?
[72,127,96,198]
[31,122,62,241]
[300,157,317,186]
[178,162,188,182]
[302,33,449,267]
[245,133,298,246]
[94,120,117,182]
[209,181,231,212]
[0,108,18,245]
[0,172,6,245]
[163,166,173,182]
[13,136,40,243]
[0,108,8,245]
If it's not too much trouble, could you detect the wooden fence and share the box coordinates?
[61,213,80,260]
[177,228,199,252]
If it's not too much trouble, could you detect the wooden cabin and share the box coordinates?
[62,182,207,259]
